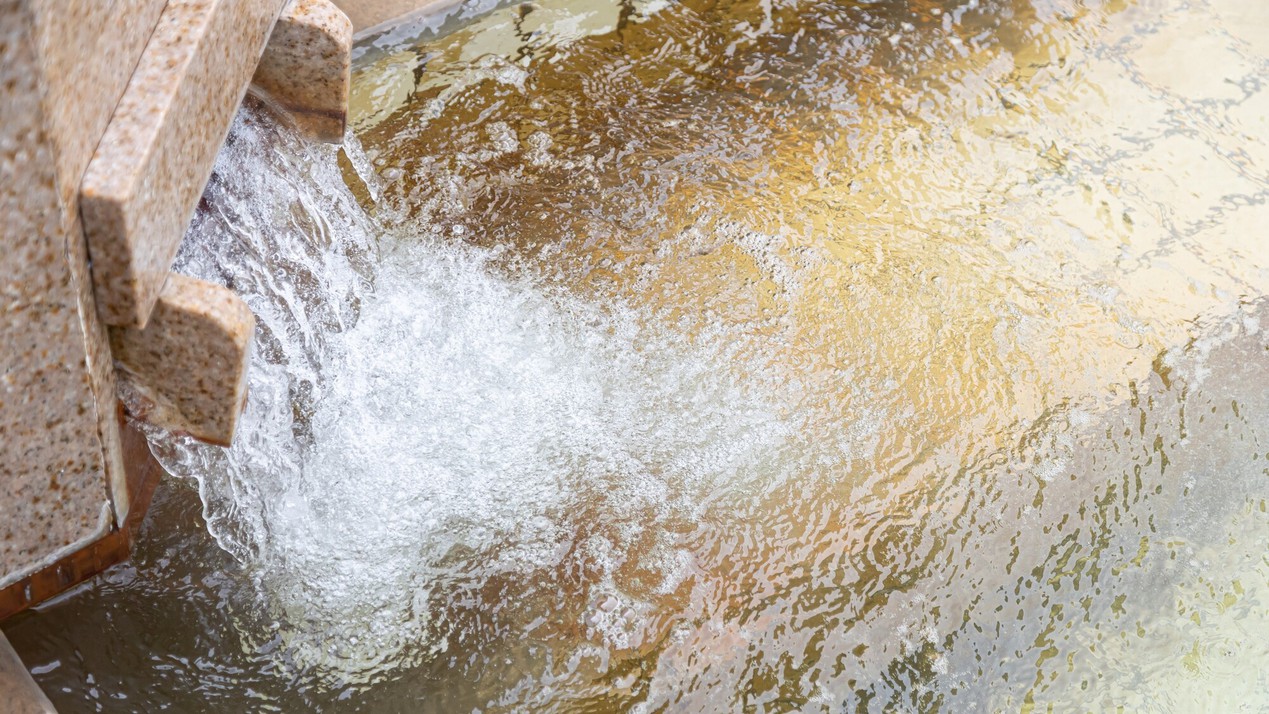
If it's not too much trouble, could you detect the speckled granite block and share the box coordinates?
[0,631,54,714]
[0,413,166,621]
[61,212,130,526]
[110,274,256,447]
[24,0,168,527]
[1,0,117,591]
[80,0,289,329]
[254,0,353,143]
[29,0,168,211]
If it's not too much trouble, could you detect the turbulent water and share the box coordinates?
[152,101,821,687]
[5,0,1269,711]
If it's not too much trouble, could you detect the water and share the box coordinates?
[5,0,1269,711]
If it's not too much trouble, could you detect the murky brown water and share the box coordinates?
[5,0,1269,711]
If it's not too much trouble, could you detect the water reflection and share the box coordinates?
[5,0,1268,711]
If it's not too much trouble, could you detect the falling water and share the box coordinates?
[155,99,836,683]
[5,0,1269,711]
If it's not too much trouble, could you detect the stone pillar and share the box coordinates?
[2,0,352,613]
[0,0,166,592]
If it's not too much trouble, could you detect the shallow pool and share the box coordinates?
[5,0,1268,710]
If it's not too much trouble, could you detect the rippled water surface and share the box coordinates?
[5,0,1269,710]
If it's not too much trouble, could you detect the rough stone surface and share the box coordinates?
[25,0,167,528]
[29,0,168,212]
[0,631,54,714]
[0,414,166,622]
[1,0,117,591]
[111,274,256,448]
[80,0,289,330]
[255,0,353,143]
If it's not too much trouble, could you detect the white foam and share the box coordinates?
[153,103,829,684]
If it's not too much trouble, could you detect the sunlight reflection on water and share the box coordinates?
[5,0,1268,711]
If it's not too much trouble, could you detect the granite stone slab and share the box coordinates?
[26,0,168,527]
[0,414,165,622]
[110,274,256,447]
[255,0,354,143]
[80,0,289,330]
[29,0,168,211]
[1,0,118,592]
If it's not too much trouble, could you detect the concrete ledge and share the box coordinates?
[80,0,288,329]
[254,0,353,143]
[110,274,255,448]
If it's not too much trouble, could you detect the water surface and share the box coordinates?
[4,0,1268,711]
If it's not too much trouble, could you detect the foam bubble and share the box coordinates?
[153,101,822,684]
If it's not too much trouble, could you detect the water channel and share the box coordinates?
[4,0,1268,710]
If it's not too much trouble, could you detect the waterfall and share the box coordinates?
[148,99,826,683]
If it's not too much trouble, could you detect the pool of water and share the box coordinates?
[5,0,1268,710]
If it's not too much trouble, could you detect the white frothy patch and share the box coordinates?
[152,102,815,684]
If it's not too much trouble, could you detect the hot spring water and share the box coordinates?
[159,101,815,684]
[5,0,1269,710]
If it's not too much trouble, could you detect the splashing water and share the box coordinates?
[5,0,1269,711]
[155,99,841,682]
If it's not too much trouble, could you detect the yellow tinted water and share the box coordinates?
[340,0,1269,708]
[5,0,1268,711]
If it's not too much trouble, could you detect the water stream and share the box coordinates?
[5,0,1269,711]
